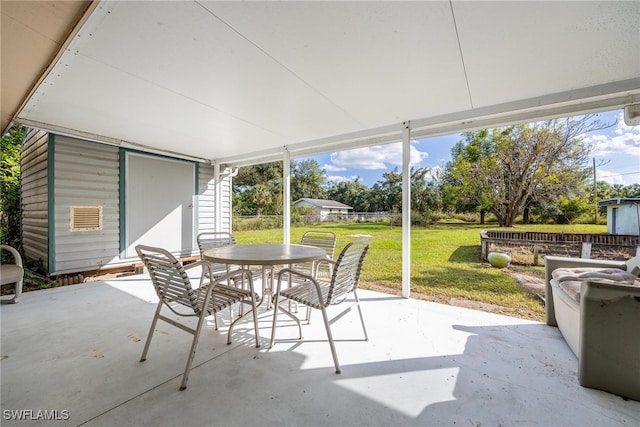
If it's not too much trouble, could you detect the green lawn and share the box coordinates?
[234,222,607,321]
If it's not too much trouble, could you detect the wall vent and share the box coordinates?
[70,206,103,231]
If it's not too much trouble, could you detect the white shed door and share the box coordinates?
[125,153,195,258]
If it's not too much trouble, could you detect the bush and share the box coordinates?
[411,211,427,226]
[553,196,591,224]
[233,216,282,231]
[448,212,480,223]
[1,125,24,252]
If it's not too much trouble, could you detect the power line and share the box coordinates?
[598,171,640,179]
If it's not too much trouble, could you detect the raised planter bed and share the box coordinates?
[480,230,640,265]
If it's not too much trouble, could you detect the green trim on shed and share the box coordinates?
[47,134,55,273]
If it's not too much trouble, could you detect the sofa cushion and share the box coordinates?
[552,267,639,284]
[557,280,582,304]
[552,267,640,304]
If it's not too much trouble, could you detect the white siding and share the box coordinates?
[20,129,49,268]
[198,165,216,233]
[20,132,233,275]
[220,173,232,232]
[52,135,120,274]
[198,165,232,233]
[608,204,640,235]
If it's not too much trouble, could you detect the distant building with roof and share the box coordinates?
[598,198,640,235]
[293,198,353,221]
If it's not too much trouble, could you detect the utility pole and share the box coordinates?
[593,158,598,224]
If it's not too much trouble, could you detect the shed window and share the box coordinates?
[70,206,102,231]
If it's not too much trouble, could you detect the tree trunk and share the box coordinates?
[523,206,530,224]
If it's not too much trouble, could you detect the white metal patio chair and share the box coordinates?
[196,231,238,280]
[1,245,24,303]
[269,240,370,374]
[197,231,263,315]
[268,230,337,280]
[289,230,337,319]
[136,244,260,390]
[299,230,337,278]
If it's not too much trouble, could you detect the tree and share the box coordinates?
[376,168,404,212]
[366,167,438,221]
[246,184,273,217]
[232,159,327,215]
[444,116,605,227]
[233,161,282,192]
[620,184,640,198]
[291,159,327,201]
[233,162,282,215]
[326,178,370,212]
[410,167,439,214]
[1,125,24,249]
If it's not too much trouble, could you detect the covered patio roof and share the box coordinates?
[3,0,639,165]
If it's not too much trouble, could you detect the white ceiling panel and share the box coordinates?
[205,1,472,125]
[21,1,368,158]
[453,1,640,107]
[12,0,640,165]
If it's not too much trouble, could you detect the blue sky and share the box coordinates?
[299,109,640,188]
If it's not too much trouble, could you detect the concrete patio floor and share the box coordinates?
[1,269,639,427]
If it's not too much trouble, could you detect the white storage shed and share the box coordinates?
[20,129,233,275]
[598,199,640,236]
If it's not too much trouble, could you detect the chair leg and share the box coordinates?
[250,295,261,348]
[266,267,275,310]
[180,309,209,390]
[199,268,206,287]
[270,296,304,348]
[319,305,341,374]
[353,291,368,341]
[10,278,23,303]
[269,293,281,348]
[227,274,261,348]
[140,300,163,362]
[227,299,262,348]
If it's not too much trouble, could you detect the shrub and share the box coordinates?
[553,196,591,224]
[1,125,24,251]
[233,216,282,231]
[448,212,480,223]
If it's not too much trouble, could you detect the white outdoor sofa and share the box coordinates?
[545,254,640,401]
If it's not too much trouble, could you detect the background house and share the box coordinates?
[20,129,233,275]
[294,198,352,221]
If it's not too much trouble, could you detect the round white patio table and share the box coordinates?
[203,243,327,306]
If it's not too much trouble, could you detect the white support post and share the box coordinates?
[213,162,221,232]
[402,121,411,298]
[283,147,291,244]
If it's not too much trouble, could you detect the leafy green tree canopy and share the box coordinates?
[291,159,327,201]
[444,116,605,227]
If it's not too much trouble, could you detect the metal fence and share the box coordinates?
[235,212,390,224]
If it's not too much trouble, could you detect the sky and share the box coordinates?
[299,109,640,188]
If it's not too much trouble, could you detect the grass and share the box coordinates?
[234,222,608,321]
[6,220,608,320]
